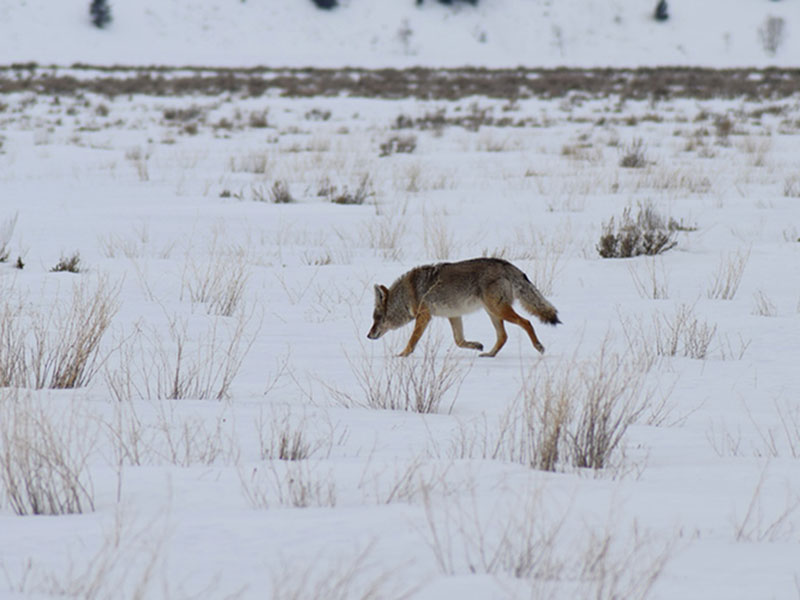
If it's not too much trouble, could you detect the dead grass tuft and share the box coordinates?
[331,338,469,414]
[0,392,96,515]
[0,277,119,389]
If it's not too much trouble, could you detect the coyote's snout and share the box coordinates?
[367,257,560,357]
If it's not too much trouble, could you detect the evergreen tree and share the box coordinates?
[90,0,112,29]
[654,0,668,22]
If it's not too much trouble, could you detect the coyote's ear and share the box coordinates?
[374,284,389,306]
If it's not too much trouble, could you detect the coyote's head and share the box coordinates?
[367,284,392,340]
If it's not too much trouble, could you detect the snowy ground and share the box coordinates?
[1,80,799,599]
[1,0,799,69]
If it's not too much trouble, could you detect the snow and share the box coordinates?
[1,2,800,599]
[0,0,798,68]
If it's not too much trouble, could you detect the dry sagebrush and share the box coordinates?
[332,338,470,414]
[0,212,18,262]
[0,276,119,389]
[453,340,662,473]
[106,309,257,402]
[597,205,678,259]
[0,393,96,515]
[421,487,674,597]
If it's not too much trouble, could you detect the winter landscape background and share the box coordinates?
[1,1,799,598]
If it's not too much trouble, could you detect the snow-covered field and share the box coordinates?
[1,75,799,598]
[1,0,799,68]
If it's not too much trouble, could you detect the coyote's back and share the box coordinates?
[367,257,560,357]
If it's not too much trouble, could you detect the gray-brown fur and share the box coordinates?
[367,257,560,357]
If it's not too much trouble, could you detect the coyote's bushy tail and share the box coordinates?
[513,271,561,325]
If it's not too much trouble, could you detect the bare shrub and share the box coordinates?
[269,542,415,600]
[361,456,458,505]
[269,180,294,204]
[752,290,777,317]
[567,346,651,470]
[738,136,771,167]
[248,109,269,128]
[577,517,675,599]
[705,420,745,458]
[43,278,119,389]
[239,460,336,509]
[124,146,150,181]
[255,407,330,461]
[51,251,82,273]
[649,303,717,360]
[101,399,239,469]
[772,399,800,459]
[619,138,648,168]
[99,233,143,259]
[758,16,786,57]
[718,333,752,361]
[379,134,417,157]
[0,277,119,389]
[732,463,799,543]
[729,398,800,460]
[460,340,655,472]
[363,209,408,261]
[163,105,204,123]
[707,248,750,300]
[304,107,331,121]
[182,246,249,317]
[561,142,602,164]
[106,310,256,401]
[5,508,179,599]
[400,162,424,193]
[680,318,717,360]
[328,173,373,205]
[228,151,270,174]
[476,131,519,153]
[633,167,712,195]
[422,488,567,580]
[97,224,174,260]
[0,298,27,387]
[512,366,573,472]
[421,487,674,597]
[331,339,468,414]
[597,205,678,258]
[0,213,18,262]
[783,174,800,198]
[103,400,151,467]
[423,212,456,260]
[714,114,734,139]
[0,393,96,515]
[628,257,670,299]
[153,403,238,467]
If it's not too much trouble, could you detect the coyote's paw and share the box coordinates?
[535,343,545,354]
[397,348,414,357]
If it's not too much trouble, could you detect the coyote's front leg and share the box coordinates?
[398,308,431,357]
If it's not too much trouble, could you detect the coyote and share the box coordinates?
[367,257,560,357]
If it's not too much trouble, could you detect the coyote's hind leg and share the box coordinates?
[482,300,545,356]
[448,317,483,351]
[480,313,508,357]
[498,302,545,354]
